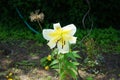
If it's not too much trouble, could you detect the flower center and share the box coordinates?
[56,32,66,49]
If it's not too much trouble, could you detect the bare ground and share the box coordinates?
[0,40,120,80]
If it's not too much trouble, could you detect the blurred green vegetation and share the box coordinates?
[0,0,120,28]
[0,22,120,54]
[0,22,45,43]
[76,27,120,54]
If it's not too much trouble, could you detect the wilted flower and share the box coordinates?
[43,23,77,54]
[30,10,44,22]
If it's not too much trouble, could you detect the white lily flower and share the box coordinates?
[42,23,77,53]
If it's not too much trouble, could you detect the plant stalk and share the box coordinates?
[37,20,42,31]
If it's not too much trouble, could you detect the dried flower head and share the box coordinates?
[30,10,44,22]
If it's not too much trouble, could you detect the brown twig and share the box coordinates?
[80,0,93,45]
[37,20,42,31]
[82,0,91,29]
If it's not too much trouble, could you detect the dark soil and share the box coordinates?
[0,40,120,80]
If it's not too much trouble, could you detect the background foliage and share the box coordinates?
[0,0,120,29]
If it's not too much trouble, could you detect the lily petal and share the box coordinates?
[57,41,69,54]
[53,23,61,30]
[69,37,77,44]
[62,24,76,36]
[47,39,56,49]
[43,29,54,40]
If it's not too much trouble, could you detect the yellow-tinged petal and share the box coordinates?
[42,29,54,40]
[57,41,69,54]
[47,40,56,49]
[53,23,61,30]
[62,24,76,36]
[68,36,77,44]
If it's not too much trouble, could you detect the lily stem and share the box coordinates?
[59,54,61,80]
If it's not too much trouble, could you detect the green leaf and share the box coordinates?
[71,62,79,66]
[72,51,81,58]
[50,60,59,66]
[40,57,47,63]
[60,71,66,80]
[66,61,77,71]
[65,52,76,61]
[86,76,94,80]
[67,68,77,79]
[40,57,49,67]
[51,65,59,69]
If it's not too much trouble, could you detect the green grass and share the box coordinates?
[0,23,120,54]
[0,23,45,43]
[75,27,120,54]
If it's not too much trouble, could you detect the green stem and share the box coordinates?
[59,60,61,80]
[59,54,61,80]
